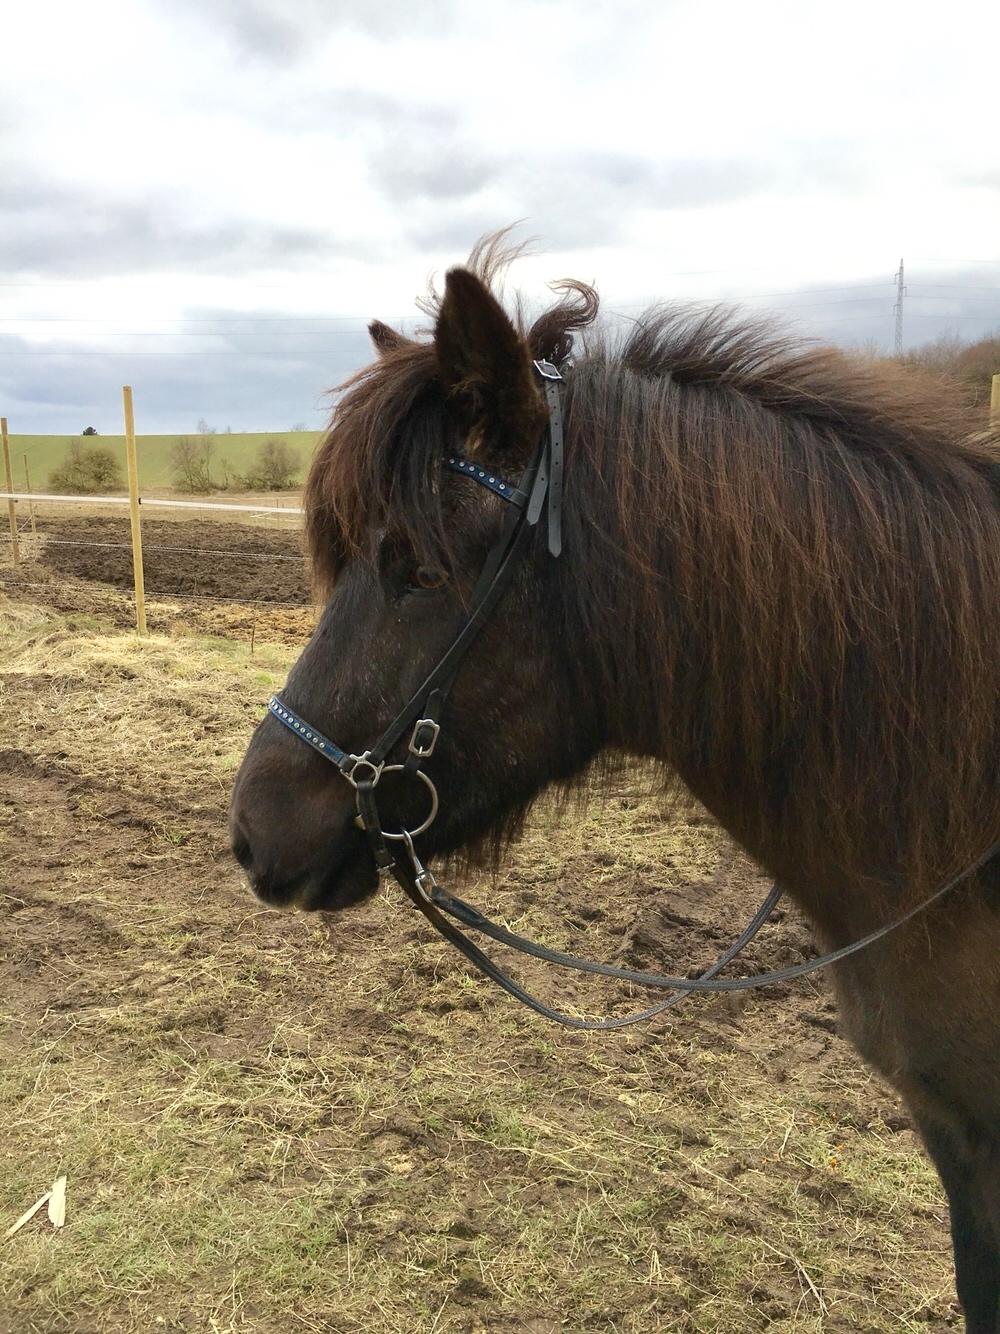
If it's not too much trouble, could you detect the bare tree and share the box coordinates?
[901,330,1000,412]
[956,334,1000,407]
[900,331,966,376]
[169,436,215,492]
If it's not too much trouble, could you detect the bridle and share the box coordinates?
[267,359,1000,1030]
[269,356,566,872]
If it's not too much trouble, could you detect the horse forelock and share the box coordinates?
[304,249,600,593]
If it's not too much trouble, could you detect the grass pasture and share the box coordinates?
[0,574,960,1332]
[6,431,322,493]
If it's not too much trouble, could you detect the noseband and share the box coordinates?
[266,360,1000,1030]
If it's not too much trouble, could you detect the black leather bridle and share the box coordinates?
[267,359,1000,1030]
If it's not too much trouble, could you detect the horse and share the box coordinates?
[230,236,1000,1327]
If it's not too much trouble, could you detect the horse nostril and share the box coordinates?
[231,826,253,871]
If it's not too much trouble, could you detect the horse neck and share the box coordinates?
[561,370,1000,931]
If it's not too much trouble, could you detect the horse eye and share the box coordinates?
[409,565,449,592]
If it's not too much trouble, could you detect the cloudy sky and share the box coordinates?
[3,0,999,433]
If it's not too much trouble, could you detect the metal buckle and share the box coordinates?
[342,752,384,788]
[408,717,441,759]
[532,358,563,382]
[402,831,437,901]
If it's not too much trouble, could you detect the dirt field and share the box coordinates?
[29,513,311,605]
[2,515,314,645]
[0,541,960,1332]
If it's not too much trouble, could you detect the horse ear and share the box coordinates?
[435,268,544,458]
[368,320,408,355]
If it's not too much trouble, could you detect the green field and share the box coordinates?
[6,431,323,492]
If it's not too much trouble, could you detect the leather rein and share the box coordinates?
[267,359,1000,1030]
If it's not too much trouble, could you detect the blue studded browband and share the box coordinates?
[446,456,527,506]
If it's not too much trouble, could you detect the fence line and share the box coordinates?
[0,577,312,614]
[0,384,312,638]
[122,386,147,633]
[21,455,37,537]
[1,418,18,568]
[28,537,304,562]
[4,371,997,644]
[0,490,304,516]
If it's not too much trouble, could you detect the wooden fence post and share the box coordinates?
[1,417,19,568]
[122,386,147,635]
[991,373,1000,426]
[23,454,37,537]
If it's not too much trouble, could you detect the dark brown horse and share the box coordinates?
[230,238,1000,1327]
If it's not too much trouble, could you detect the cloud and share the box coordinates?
[520,155,777,248]
[166,0,460,64]
[0,314,373,433]
[387,149,779,251]
[2,0,997,434]
[271,88,459,137]
[741,266,1000,353]
[0,174,355,279]
[374,142,499,205]
[961,171,1000,192]
[164,0,331,64]
[378,144,775,209]
[3,269,998,435]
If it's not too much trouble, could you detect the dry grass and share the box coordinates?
[0,594,958,1332]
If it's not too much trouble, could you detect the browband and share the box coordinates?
[445,356,565,559]
[445,457,526,506]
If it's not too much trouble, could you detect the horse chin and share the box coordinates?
[299,843,381,913]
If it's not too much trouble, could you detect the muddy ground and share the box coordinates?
[3,514,314,645]
[30,512,311,605]
[0,533,959,1331]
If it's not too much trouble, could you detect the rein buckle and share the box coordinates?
[408,717,441,759]
[402,831,438,902]
[532,358,564,382]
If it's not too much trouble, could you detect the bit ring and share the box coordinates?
[378,766,439,840]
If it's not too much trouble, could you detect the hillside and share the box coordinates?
[6,431,323,492]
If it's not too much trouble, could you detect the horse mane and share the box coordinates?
[306,237,1000,903]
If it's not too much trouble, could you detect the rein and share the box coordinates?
[267,359,1000,1029]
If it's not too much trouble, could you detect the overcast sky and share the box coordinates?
[3,0,999,433]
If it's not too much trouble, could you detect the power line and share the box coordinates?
[0,349,350,356]
[910,283,1000,293]
[0,314,390,324]
[901,312,1000,322]
[907,292,1000,303]
[1,295,994,336]
[0,326,383,335]
[911,258,1000,265]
